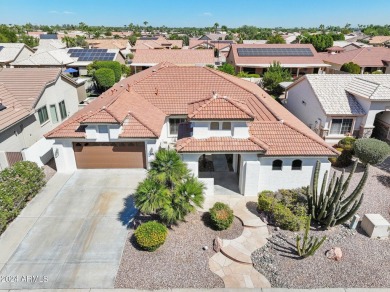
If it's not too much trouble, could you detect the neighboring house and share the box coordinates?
[242,40,268,45]
[285,74,390,145]
[111,31,133,38]
[226,44,329,76]
[368,36,390,47]
[189,39,234,61]
[131,36,183,52]
[332,41,371,51]
[86,39,131,57]
[35,34,66,52]
[0,68,85,169]
[11,49,74,68]
[198,33,227,41]
[66,48,124,75]
[130,50,215,72]
[45,63,337,196]
[321,47,390,74]
[0,43,34,67]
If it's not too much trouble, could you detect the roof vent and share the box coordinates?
[0,100,6,111]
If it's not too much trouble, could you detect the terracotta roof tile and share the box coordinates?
[176,137,266,152]
[321,47,390,67]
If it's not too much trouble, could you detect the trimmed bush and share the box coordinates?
[93,61,122,82]
[273,204,302,231]
[354,138,390,165]
[0,161,45,234]
[209,202,234,230]
[338,136,356,151]
[258,190,276,212]
[134,221,168,251]
[94,68,115,90]
[340,62,361,74]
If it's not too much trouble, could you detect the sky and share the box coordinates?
[1,0,389,28]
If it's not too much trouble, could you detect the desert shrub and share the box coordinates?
[218,63,235,75]
[330,147,353,167]
[0,161,45,234]
[121,64,131,77]
[338,136,356,151]
[237,71,260,78]
[209,202,234,230]
[94,68,115,90]
[258,190,277,212]
[354,138,390,165]
[340,62,361,74]
[273,204,303,231]
[134,221,168,251]
[88,60,122,82]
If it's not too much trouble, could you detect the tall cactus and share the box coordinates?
[296,215,326,257]
[308,160,368,228]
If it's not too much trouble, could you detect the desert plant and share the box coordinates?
[134,221,168,251]
[134,178,170,214]
[262,61,292,95]
[354,138,390,165]
[296,215,327,257]
[94,68,115,90]
[209,202,234,230]
[258,190,276,212]
[308,160,368,228]
[338,137,356,151]
[218,63,235,75]
[340,62,360,74]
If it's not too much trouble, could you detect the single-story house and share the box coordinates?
[368,36,390,47]
[131,36,183,52]
[332,41,371,52]
[130,50,215,73]
[189,39,234,60]
[35,34,66,52]
[0,68,85,169]
[226,44,329,76]
[45,63,337,196]
[11,49,74,68]
[0,43,34,67]
[198,33,227,41]
[321,47,390,74]
[285,74,390,144]
[86,39,132,57]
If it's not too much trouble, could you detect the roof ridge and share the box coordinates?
[226,98,256,119]
[248,135,269,150]
[129,111,159,137]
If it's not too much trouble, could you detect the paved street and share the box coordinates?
[0,169,146,289]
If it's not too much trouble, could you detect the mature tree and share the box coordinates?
[354,138,390,165]
[340,62,361,74]
[301,33,333,52]
[18,34,39,47]
[218,63,235,75]
[262,61,292,95]
[94,68,115,90]
[143,21,148,28]
[214,22,219,33]
[0,25,17,42]
[330,33,345,41]
[134,149,204,225]
[266,34,286,44]
[221,25,228,32]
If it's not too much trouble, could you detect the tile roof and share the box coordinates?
[0,43,33,63]
[345,75,390,100]
[189,39,233,50]
[228,44,327,67]
[369,36,390,45]
[36,39,66,52]
[12,49,74,66]
[86,39,130,50]
[46,63,337,156]
[131,49,214,66]
[299,75,366,115]
[321,47,390,67]
[176,137,266,152]
[188,95,255,120]
[0,68,61,131]
[133,37,183,50]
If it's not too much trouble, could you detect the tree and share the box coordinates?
[94,68,115,90]
[221,25,228,32]
[262,61,292,95]
[143,21,148,28]
[330,33,345,41]
[128,35,137,46]
[340,62,361,74]
[214,22,219,33]
[301,34,333,52]
[266,34,286,44]
[218,63,235,75]
[0,25,17,42]
[18,34,39,48]
[134,149,204,226]
[354,138,390,165]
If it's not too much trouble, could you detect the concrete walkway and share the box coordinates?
[199,195,271,288]
[0,169,146,290]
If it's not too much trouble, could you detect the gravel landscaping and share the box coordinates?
[115,211,244,289]
[252,159,390,288]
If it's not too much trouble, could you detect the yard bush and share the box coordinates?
[273,204,303,231]
[94,68,115,90]
[340,62,361,74]
[354,138,390,165]
[338,136,356,151]
[258,190,276,212]
[0,161,45,234]
[134,221,168,251]
[209,202,234,230]
[93,61,122,82]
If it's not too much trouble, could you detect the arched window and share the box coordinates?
[292,159,302,170]
[272,159,283,170]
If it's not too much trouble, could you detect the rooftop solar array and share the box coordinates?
[40,34,58,40]
[67,49,116,61]
[139,37,158,40]
[237,47,314,57]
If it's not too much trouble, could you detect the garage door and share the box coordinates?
[73,142,146,169]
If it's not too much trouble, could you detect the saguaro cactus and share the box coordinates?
[296,215,326,257]
[308,160,368,228]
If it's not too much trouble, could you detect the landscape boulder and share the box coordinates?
[326,247,343,261]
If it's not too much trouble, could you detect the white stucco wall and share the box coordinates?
[258,157,331,192]
[285,80,328,131]
[52,139,77,173]
[22,138,55,167]
[192,121,249,139]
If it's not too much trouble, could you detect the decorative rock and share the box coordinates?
[213,237,222,252]
[203,245,208,251]
[361,214,390,239]
[326,247,343,261]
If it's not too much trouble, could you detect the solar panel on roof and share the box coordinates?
[237,47,314,57]
[40,34,58,40]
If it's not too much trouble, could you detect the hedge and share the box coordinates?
[94,68,115,90]
[0,161,45,234]
[93,61,122,82]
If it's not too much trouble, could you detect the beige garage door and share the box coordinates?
[73,142,146,169]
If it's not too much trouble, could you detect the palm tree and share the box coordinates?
[214,22,219,33]
[143,21,148,30]
[134,178,170,214]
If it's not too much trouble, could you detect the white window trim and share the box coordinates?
[37,105,49,126]
[329,117,355,136]
[49,104,59,124]
[208,121,232,131]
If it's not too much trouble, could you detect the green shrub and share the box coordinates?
[94,68,115,90]
[134,221,168,251]
[338,137,356,151]
[340,62,360,74]
[0,161,45,234]
[354,138,390,165]
[218,63,235,75]
[90,60,122,82]
[330,147,353,167]
[258,190,276,212]
[209,202,234,230]
[237,71,260,78]
[273,204,303,231]
[121,64,131,77]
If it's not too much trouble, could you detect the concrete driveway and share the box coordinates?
[0,169,146,289]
